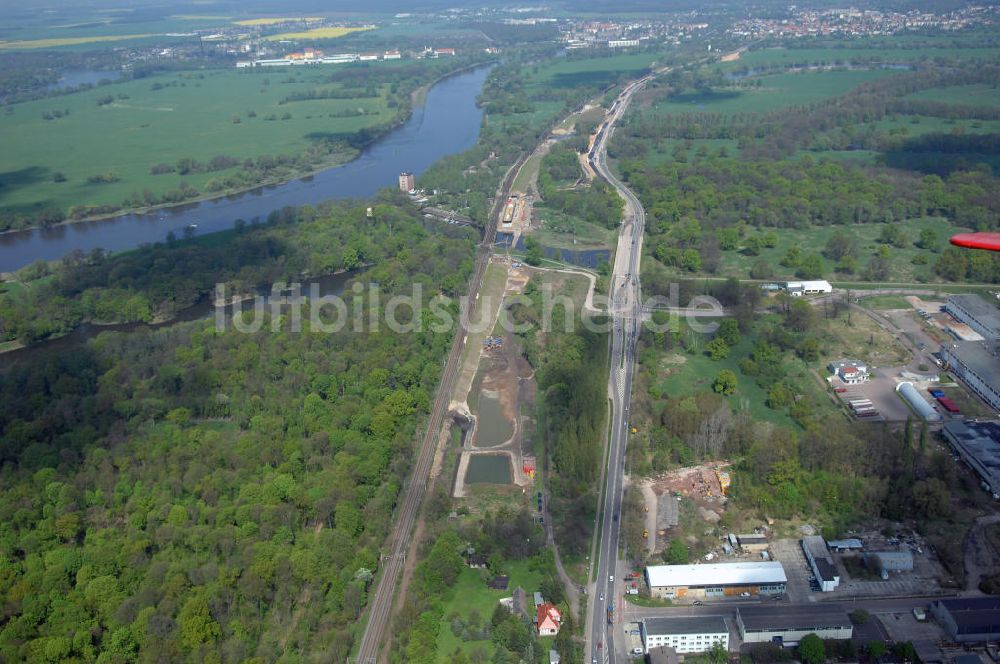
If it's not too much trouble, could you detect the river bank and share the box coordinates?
[1,62,496,240]
[0,64,494,272]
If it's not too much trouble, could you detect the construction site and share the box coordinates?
[635,463,732,555]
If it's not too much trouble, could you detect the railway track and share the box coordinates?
[353,154,524,663]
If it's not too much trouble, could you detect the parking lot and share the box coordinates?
[834,370,915,422]
[878,611,947,664]
[769,539,815,603]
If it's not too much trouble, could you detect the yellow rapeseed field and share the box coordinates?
[263,26,371,41]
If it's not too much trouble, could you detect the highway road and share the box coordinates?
[585,74,651,664]
[353,155,523,664]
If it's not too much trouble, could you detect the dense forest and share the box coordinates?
[0,201,477,661]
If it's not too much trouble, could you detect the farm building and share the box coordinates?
[641,616,729,654]
[944,294,1000,341]
[737,604,853,645]
[931,597,1000,643]
[801,536,840,592]
[645,562,786,599]
[941,420,1000,495]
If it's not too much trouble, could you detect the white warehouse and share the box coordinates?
[785,280,832,297]
[642,616,729,654]
[645,562,786,599]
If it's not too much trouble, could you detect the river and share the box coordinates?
[0,64,491,273]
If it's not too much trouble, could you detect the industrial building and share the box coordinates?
[941,341,1000,414]
[941,420,1000,495]
[737,604,854,645]
[896,381,942,421]
[801,536,840,592]
[785,280,833,297]
[945,294,1000,341]
[827,539,863,552]
[641,616,729,654]
[645,562,786,599]
[930,597,1000,643]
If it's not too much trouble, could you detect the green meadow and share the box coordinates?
[905,83,1000,107]
[526,52,663,90]
[0,66,393,216]
[726,44,1000,70]
[651,69,897,116]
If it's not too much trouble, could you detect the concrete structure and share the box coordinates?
[866,550,914,573]
[801,536,840,592]
[737,604,853,645]
[398,171,415,192]
[645,562,786,599]
[941,341,1000,414]
[786,280,833,296]
[827,539,863,552]
[737,534,769,553]
[930,597,1000,643]
[942,420,1000,495]
[896,381,942,422]
[536,603,561,636]
[945,294,1000,340]
[641,616,729,654]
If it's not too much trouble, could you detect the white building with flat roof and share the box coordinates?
[645,562,786,599]
[786,280,832,296]
[642,616,729,654]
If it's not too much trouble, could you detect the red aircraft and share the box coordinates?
[951,232,1000,252]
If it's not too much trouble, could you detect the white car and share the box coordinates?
[609,575,614,583]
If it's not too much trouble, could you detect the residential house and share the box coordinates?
[537,603,561,636]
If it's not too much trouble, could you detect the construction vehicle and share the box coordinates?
[716,470,731,496]
[642,528,649,539]
[630,425,637,434]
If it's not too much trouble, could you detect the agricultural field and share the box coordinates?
[725,44,1000,70]
[233,17,324,26]
[263,26,372,41]
[0,66,395,217]
[650,69,897,116]
[0,9,230,47]
[905,83,1000,107]
[525,52,664,91]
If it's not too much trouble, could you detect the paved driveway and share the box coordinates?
[770,539,815,604]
